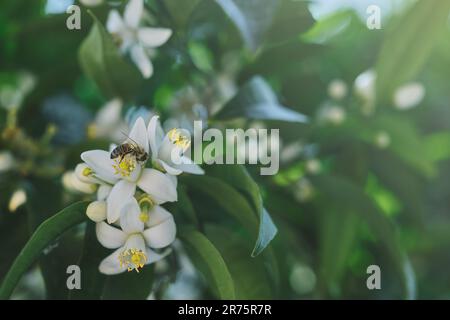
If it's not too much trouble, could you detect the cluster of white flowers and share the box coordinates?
[75,115,203,274]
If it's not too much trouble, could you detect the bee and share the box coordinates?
[110,133,148,163]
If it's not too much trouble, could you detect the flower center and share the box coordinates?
[112,154,137,177]
[138,196,155,223]
[168,128,191,151]
[119,248,147,273]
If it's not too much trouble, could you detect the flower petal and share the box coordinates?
[147,115,164,158]
[81,150,118,185]
[127,117,149,154]
[95,98,122,130]
[145,247,172,265]
[124,233,147,252]
[86,201,107,222]
[158,159,182,175]
[106,180,136,223]
[96,221,127,249]
[106,10,125,34]
[124,0,143,28]
[137,28,172,48]
[137,168,177,204]
[173,156,204,175]
[98,247,125,275]
[143,207,176,248]
[130,45,153,78]
[120,197,144,234]
[97,184,112,201]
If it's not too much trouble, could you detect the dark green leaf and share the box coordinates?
[101,265,154,300]
[78,12,142,99]
[376,0,450,103]
[179,228,235,299]
[0,201,89,300]
[214,76,308,123]
[215,0,279,51]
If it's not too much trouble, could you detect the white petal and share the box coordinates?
[137,168,177,204]
[97,184,112,201]
[143,207,176,248]
[106,10,125,34]
[166,173,178,189]
[130,45,153,78]
[96,221,127,249]
[95,98,122,129]
[81,150,118,185]
[158,159,182,175]
[98,247,125,275]
[106,180,136,223]
[137,28,172,48]
[124,0,143,29]
[173,156,204,175]
[75,163,98,184]
[127,117,149,154]
[120,197,144,234]
[147,115,164,158]
[124,233,147,252]
[145,247,172,265]
[86,201,107,222]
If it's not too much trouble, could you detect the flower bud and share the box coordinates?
[86,201,107,222]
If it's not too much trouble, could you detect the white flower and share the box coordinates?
[393,82,425,110]
[96,198,176,274]
[375,131,391,149]
[88,98,128,143]
[86,201,107,222]
[327,79,347,100]
[106,0,172,78]
[148,115,204,175]
[81,117,177,224]
[354,69,376,115]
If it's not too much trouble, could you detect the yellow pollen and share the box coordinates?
[168,128,191,151]
[139,212,149,223]
[82,167,93,177]
[119,248,147,273]
[112,155,137,177]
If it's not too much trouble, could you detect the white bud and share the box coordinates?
[86,201,107,222]
[354,69,376,102]
[9,189,27,212]
[305,159,321,174]
[63,171,96,194]
[393,82,425,110]
[0,152,14,172]
[328,79,348,100]
[375,131,391,149]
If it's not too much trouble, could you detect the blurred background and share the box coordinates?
[2,0,450,299]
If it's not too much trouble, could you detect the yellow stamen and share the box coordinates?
[119,248,147,273]
[82,167,93,177]
[112,155,137,177]
[168,128,191,151]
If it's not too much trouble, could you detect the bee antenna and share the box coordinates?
[121,130,140,146]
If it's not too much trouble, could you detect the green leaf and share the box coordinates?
[101,265,154,300]
[215,0,279,51]
[69,222,108,300]
[302,9,353,44]
[78,11,142,99]
[0,201,89,300]
[205,225,272,299]
[206,165,277,256]
[179,228,235,299]
[376,0,450,103]
[214,76,308,123]
[164,0,202,28]
[312,175,416,299]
